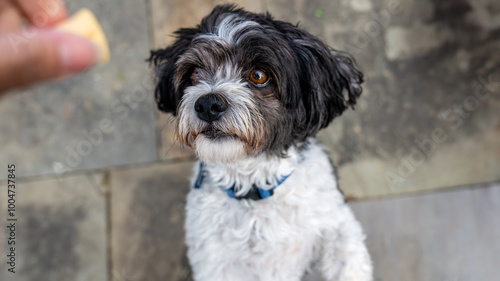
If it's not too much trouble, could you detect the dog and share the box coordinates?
[149,4,372,281]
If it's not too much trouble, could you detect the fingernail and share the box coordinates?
[52,31,100,75]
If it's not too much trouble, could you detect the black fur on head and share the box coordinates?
[148,4,363,155]
[149,27,200,114]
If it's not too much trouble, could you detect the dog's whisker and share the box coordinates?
[163,138,177,158]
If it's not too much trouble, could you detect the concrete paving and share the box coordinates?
[0,0,157,180]
[0,173,107,281]
[266,0,500,197]
[111,161,194,281]
[351,183,500,281]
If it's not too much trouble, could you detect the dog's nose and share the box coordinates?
[194,93,228,123]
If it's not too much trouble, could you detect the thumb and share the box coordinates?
[0,29,99,94]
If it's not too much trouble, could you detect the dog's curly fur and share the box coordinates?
[149,4,372,281]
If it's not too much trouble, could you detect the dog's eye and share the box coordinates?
[191,68,201,83]
[249,69,269,86]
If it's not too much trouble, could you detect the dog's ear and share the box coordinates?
[148,28,199,115]
[283,28,363,137]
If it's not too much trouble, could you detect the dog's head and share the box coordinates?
[149,4,363,163]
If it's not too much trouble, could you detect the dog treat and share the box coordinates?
[56,9,110,62]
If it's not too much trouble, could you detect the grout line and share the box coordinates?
[0,158,498,203]
[102,170,113,281]
[0,156,196,185]
[145,0,156,49]
[346,181,500,203]
[143,0,163,164]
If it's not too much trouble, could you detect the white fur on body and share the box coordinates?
[185,139,372,281]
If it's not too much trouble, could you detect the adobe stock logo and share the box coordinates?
[385,73,499,188]
[341,0,409,55]
[52,72,155,181]
[52,120,116,178]
[8,0,65,53]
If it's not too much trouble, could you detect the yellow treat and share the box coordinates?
[56,9,110,62]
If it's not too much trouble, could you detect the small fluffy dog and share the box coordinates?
[149,5,372,281]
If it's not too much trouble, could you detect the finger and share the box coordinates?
[0,30,99,94]
[0,1,23,34]
[13,0,68,27]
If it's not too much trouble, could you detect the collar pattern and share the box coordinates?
[193,162,293,200]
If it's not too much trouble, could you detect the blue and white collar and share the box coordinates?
[193,162,293,200]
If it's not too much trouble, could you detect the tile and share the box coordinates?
[149,0,264,162]
[350,183,500,281]
[267,0,500,198]
[0,173,107,281]
[0,0,157,180]
[111,161,196,281]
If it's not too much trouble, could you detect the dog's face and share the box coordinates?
[150,5,363,163]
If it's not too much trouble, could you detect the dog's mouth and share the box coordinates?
[199,128,232,140]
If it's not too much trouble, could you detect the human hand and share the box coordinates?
[0,0,99,94]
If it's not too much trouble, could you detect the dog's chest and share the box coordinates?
[184,142,346,280]
[186,182,324,244]
[185,181,335,279]
[184,148,344,279]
